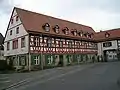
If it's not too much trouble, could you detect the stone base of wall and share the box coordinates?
[6,54,98,72]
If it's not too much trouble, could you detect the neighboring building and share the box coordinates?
[0,33,5,60]
[4,7,97,71]
[94,29,120,62]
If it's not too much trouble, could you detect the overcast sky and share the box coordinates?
[1,0,120,36]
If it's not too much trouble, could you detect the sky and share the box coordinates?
[1,0,120,36]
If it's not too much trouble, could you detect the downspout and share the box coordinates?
[40,33,43,70]
[28,34,31,71]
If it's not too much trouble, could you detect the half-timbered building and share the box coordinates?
[4,7,97,71]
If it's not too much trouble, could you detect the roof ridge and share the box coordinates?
[15,7,93,29]
[98,28,120,33]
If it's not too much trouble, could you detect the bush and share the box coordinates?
[0,60,8,71]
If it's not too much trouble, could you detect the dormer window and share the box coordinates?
[84,33,88,37]
[71,29,77,36]
[88,33,93,39]
[88,34,91,38]
[63,27,69,35]
[53,25,59,33]
[78,32,83,37]
[42,23,50,32]
[105,32,110,38]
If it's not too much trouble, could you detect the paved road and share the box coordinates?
[5,61,120,90]
[0,63,94,90]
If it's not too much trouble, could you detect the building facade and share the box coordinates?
[4,7,98,71]
[95,30,120,62]
[0,33,5,60]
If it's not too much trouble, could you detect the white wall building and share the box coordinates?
[95,30,120,62]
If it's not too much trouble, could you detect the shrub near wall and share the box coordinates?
[0,60,8,70]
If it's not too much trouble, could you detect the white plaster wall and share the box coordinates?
[5,24,28,41]
[4,8,29,56]
[102,40,117,50]
[4,35,29,56]
[97,40,118,56]
[8,9,21,30]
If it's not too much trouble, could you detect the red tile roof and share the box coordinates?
[15,7,95,40]
[94,28,120,42]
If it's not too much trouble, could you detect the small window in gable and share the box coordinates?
[42,23,50,32]
[7,42,10,50]
[53,25,59,33]
[11,18,13,24]
[16,27,19,34]
[10,30,12,35]
[21,37,25,48]
[16,16,19,21]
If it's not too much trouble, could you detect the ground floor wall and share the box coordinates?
[6,53,98,71]
[98,49,120,62]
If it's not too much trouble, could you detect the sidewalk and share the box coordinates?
[0,63,98,90]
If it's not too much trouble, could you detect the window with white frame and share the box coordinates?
[16,27,19,34]
[34,56,39,65]
[43,23,50,32]
[21,56,26,65]
[47,38,52,48]
[59,41,63,47]
[21,37,25,48]
[48,55,53,65]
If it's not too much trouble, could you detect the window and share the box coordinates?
[43,23,50,32]
[21,37,25,48]
[103,42,112,47]
[16,27,19,34]
[54,25,59,33]
[68,41,72,48]
[11,18,13,24]
[10,30,12,35]
[59,41,63,47]
[7,42,10,50]
[65,30,69,35]
[48,55,53,65]
[21,56,26,65]
[105,33,110,38]
[74,31,77,36]
[72,30,77,36]
[13,39,18,49]
[34,56,39,65]
[79,32,83,37]
[47,38,52,48]
[63,27,69,35]
[16,16,19,21]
